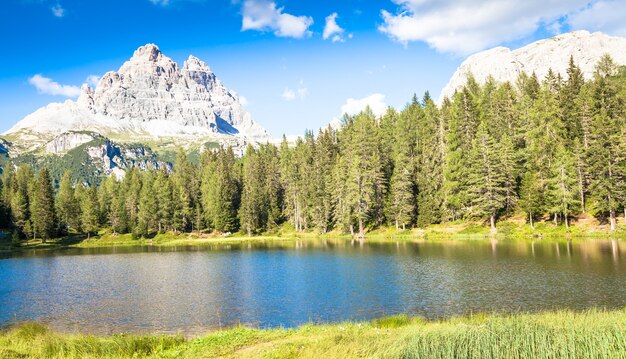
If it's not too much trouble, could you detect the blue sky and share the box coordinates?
[1,0,625,137]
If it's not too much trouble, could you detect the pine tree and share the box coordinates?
[137,171,157,236]
[239,145,264,236]
[442,94,471,219]
[80,185,100,239]
[124,169,142,232]
[56,170,79,232]
[261,144,283,231]
[341,108,385,239]
[519,169,543,229]
[546,144,580,229]
[202,148,240,233]
[311,128,337,233]
[466,124,508,233]
[416,94,444,226]
[172,150,194,233]
[109,187,128,235]
[30,168,56,242]
[11,165,33,238]
[154,169,174,233]
[588,54,624,230]
[388,105,417,230]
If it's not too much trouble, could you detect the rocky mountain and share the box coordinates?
[4,44,269,153]
[0,44,270,181]
[440,31,626,101]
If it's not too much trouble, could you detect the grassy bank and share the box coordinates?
[3,214,626,254]
[2,309,626,358]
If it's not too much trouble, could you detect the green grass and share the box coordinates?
[2,309,626,358]
[4,215,626,255]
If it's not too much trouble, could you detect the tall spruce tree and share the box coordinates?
[388,104,417,230]
[341,108,385,239]
[588,55,624,230]
[56,170,79,232]
[519,169,543,229]
[416,94,444,226]
[546,144,580,229]
[31,168,56,242]
[466,124,508,233]
[80,185,100,239]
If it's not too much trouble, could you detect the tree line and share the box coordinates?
[1,55,626,240]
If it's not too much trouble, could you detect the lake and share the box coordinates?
[1,239,625,335]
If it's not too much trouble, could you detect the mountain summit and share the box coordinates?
[5,44,269,151]
[439,31,626,102]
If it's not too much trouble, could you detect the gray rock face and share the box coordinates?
[440,31,626,102]
[6,44,269,142]
[45,132,97,154]
[85,140,171,179]
[0,139,11,154]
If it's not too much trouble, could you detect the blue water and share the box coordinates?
[1,239,625,334]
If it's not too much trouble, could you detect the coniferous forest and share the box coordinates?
[2,55,626,240]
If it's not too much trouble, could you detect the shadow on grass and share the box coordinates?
[0,233,89,254]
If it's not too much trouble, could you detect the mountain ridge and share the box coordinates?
[439,30,626,102]
[5,44,269,154]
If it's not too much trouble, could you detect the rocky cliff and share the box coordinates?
[440,31,626,101]
[5,44,269,150]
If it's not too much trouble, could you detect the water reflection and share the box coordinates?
[1,239,626,334]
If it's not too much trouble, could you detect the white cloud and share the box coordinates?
[340,93,387,117]
[323,12,346,42]
[28,74,81,97]
[239,95,249,106]
[282,88,296,101]
[51,3,65,17]
[378,0,591,55]
[567,1,626,37]
[149,0,170,5]
[85,75,100,87]
[281,80,308,101]
[242,0,313,38]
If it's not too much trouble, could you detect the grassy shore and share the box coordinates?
[2,213,626,254]
[2,309,626,358]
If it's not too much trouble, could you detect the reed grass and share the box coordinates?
[2,309,626,358]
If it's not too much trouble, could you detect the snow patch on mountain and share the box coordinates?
[440,31,626,102]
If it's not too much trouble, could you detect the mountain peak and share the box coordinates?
[130,43,162,62]
[184,55,212,73]
[439,31,626,102]
[5,44,269,146]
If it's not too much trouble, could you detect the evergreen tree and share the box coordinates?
[388,105,417,229]
[11,165,33,238]
[416,94,444,226]
[30,168,56,242]
[172,150,194,233]
[56,170,79,232]
[80,185,100,239]
[154,169,174,233]
[109,186,128,235]
[588,55,624,230]
[137,171,157,236]
[311,128,337,233]
[239,145,265,236]
[340,108,385,239]
[466,124,508,233]
[546,144,580,229]
[519,169,543,229]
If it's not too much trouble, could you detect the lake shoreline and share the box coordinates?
[2,308,626,358]
[3,218,626,255]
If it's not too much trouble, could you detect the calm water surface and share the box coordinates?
[1,239,625,334]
